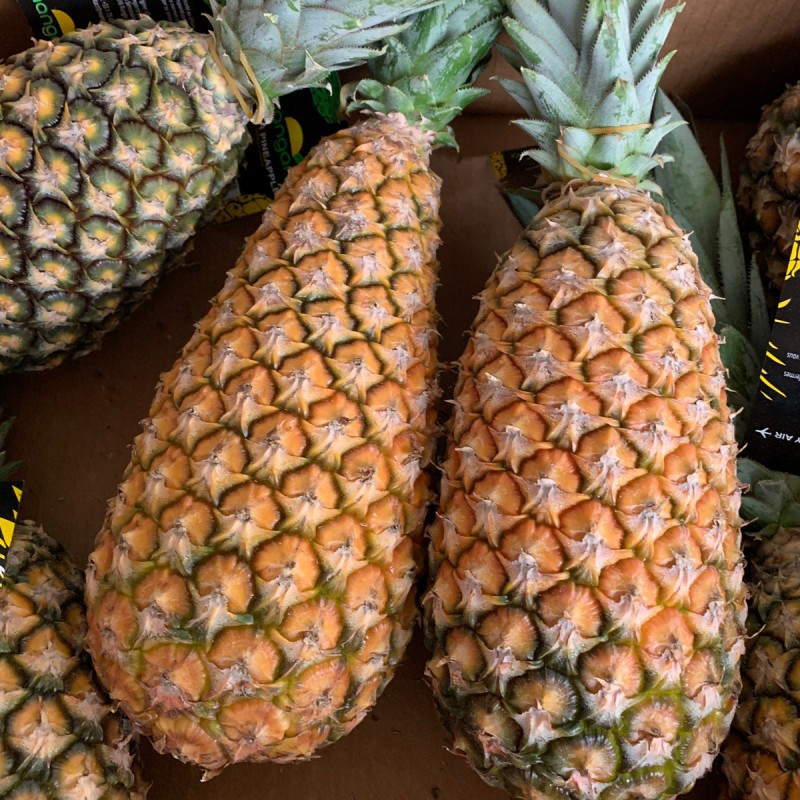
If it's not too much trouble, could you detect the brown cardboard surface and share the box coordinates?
[0,112,743,799]
[0,2,784,797]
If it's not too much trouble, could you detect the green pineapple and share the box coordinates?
[0,0,437,373]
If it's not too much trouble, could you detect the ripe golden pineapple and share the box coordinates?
[0,1,433,373]
[84,0,502,776]
[739,82,800,289]
[1,521,147,798]
[423,3,746,799]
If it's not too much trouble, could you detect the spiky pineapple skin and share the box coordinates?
[739,82,800,289]
[722,528,800,800]
[0,17,248,373]
[85,113,441,775]
[424,183,746,800]
[0,522,146,799]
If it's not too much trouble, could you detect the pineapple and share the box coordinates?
[423,3,747,799]
[0,0,435,374]
[739,82,800,289]
[721,476,800,800]
[716,102,800,800]
[83,0,503,777]
[0,515,147,798]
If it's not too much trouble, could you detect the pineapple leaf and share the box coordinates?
[346,0,503,145]
[593,79,641,127]
[506,0,579,67]
[718,146,749,335]
[586,11,635,100]
[549,0,589,47]
[512,118,560,147]
[634,53,673,119]
[503,18,581,94]
[501,0,682,182]
[520,148,563,178]
[739,458,800,537]
[519,67,591,128]
[653,90,721,295]
[748,257,771,361]
[495,42,525,71]
[210,0,446,123]
[506,192,540,226]
[498,77,540,118]
[719,324,760,441]
[630,3,681,80]
[630,0,666,46]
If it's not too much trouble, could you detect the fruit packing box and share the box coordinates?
[0,0,798,798]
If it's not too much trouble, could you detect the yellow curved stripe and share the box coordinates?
[767,351,787,365]
[53,9,75,33]
[760,374,788,397]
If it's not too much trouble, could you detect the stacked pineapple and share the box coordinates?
[1,522,147,799]
[84,0,503,777]
[0,0,435,372]
[739,82,800,289]
[423,2,746,799]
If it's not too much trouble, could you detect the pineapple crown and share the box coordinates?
[209,0,445,124]
[499,0,684,188]
[345,0,504,147]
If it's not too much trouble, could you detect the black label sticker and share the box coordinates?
[0,481,23,581]
[746,221,800,470]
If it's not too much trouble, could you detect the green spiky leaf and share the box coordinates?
[500,0,681,181]
[718,146,749,335]
[739,458,800,537]
[630,5,681,79]
[719,325,761,440]
[210,0,446,123]
[749,257,771,361]
[653,90,721,288]
[346,0,503,145]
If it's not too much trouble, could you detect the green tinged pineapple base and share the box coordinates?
[0,523,145,798]
[0,17,249,373]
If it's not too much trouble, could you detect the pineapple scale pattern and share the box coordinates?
[723,528,800,800]
[86,114,442,774]
[425,183,746,800]
[0,523,145,799]
[0,17,248,372]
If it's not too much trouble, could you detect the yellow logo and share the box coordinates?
[286,117,303,160]
[786,220,800,280]
[53,8,76,33]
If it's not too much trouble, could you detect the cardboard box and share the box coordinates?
[0,2,797,798]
